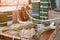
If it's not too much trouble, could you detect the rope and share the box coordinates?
[24,7,60,22]
[17,0,60,23]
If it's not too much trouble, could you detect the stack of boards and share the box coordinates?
[0,12,12,27]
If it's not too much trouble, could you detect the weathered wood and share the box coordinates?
[0,35,20,40]
[39,22,60,40]
[48,22,60,40]
[39,29,54,40]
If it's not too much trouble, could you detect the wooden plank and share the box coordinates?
[48,22,60,40]
[12,11,18,23]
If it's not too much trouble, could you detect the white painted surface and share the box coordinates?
[1,0,29,6]
[0,6,16,12]
[1,0,18,5]
[0,6,23,12]
[32,0,40,2]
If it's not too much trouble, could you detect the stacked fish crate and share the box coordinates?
[32,0,40,19]
[40,0,50,20]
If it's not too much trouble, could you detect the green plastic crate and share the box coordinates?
[40,0,48,2]
[32,2,39,12]
[40,8,48,12]
[40,13,48,16]
[32,8,39,12]
[50,0,56,10]
[32,16,40,19]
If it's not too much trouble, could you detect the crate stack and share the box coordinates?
[40,0,51,20]
[32,0,40,19]
[32,0,51,20]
